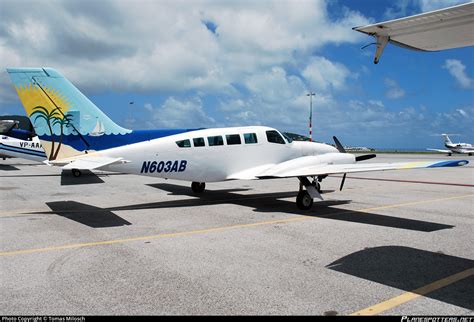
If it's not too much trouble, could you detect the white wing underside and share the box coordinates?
[228,157,467,180]
[354,2,474,51]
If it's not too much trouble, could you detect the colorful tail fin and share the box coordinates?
[7,68,131,160]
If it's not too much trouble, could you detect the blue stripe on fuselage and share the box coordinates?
[38,128,203,152]
[0,143,47,157]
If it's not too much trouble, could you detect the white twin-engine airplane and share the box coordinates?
[428,134,474,156]
[7,68,469,209]
[0,119,46,162]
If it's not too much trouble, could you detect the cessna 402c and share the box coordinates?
[7,68,468,209]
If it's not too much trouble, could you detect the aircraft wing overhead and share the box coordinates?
[354,2,474,63]
[59,156,126,171]
[256,159,469,179]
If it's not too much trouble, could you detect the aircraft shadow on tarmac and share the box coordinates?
[0,164,20,171]
[60,170,105,185]
[327,246,474,310]
[46,201,132,228]
[143,183,454,232]
[42,182,453,231]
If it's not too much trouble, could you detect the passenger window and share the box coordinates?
[226,134,241,145]
[208,135,224,146]
[176,139,191,148]
[244,133,258,144]
[266,130,285,144]
[193,137,205,147]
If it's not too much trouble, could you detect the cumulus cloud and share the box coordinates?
[384,78,406,99]
[147,97,216,128]
[0,0,370,99]
[302,57,351,92]
[443,59,474,89]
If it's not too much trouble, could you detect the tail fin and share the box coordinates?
[7,68,130,160]
[442,134,452,145]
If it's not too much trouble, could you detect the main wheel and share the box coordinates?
[296,190,313,210]
[72,169,82,177]
[191,182,205,193]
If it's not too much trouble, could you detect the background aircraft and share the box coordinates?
[6,68,468,210]
[0,119,46,162]
[427,134,474,156]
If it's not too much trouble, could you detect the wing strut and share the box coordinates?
[374,35,389,64]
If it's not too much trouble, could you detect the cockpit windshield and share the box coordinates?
[281,132,293,143]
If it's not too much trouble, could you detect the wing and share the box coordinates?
[256,159,469,179]
[427,148,452,153]
[353,2,474,63]
[53,156,127,171]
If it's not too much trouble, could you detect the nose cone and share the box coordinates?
[293,141,339,156]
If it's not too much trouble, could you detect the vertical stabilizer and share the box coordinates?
[7,68,131,160]
[442,134,453,145]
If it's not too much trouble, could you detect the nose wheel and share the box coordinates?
[191,182,206,193]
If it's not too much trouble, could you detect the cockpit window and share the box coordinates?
[266,130,285,144]
[282,132,293,143]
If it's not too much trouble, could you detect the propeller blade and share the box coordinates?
[355,154,376,162]
[340,173,347,191]
[333,136,346,153]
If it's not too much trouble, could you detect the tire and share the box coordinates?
[296,190,313,210]
[72,169,82,177]
[191,182,205,193]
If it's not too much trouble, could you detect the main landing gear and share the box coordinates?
[191,182,206,193]
[296,176,323,210]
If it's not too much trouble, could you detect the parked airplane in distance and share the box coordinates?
[6,68,469,209]
[428,134,474,156]
[0,119,46,162]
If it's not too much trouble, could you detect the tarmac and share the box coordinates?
[0,153,473,315]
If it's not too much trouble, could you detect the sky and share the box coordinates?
[0,0,473,149]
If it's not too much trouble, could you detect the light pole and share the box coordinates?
[306,92,315,142]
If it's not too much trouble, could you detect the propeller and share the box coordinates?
[332,136,377,191]
[339,173,346,191]
[355,154,376,162]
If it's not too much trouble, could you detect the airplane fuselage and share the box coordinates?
[98,126,343,182]
[445,142,474,154]
[0,135,46,162]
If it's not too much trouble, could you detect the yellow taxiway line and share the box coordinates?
[351,267,474,315]
[1,193,472,257]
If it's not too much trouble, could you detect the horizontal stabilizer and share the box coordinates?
[61,156,126,170]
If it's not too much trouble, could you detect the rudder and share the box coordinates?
[7,68,131,160]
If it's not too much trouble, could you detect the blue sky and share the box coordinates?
[0,0,473,149]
